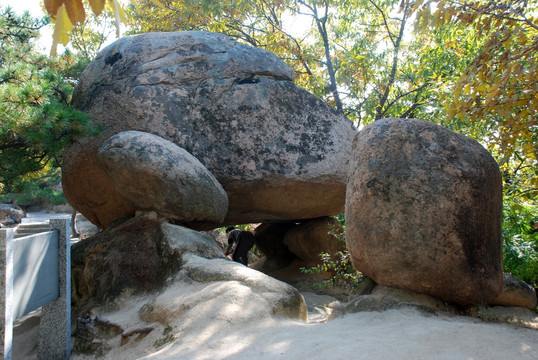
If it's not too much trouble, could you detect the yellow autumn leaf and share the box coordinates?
[64,0,86,24]
[88,0,107,16]
[512,99,528,107]
[116,0,128,24]
[513,63,523,76]
[44,0,64,19]
[108,0,127,24]
[453,82,462,98]
[434,11,443,28]
[106,0,128,39]
[524,143,536,159]
[500,65,513,85]
[477,83,489,94]
[50,4,73,56]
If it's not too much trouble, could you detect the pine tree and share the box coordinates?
[0,7,100,199]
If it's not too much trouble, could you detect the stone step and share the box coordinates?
[14,223,51,238]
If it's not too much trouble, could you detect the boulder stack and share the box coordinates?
[63,31,356,228]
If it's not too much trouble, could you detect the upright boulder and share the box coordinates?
[346,118,503,305]
[63,31,356,228]
[97,130,228,224]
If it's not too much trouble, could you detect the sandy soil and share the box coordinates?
[130,308,537,360]
[10,213,538,360]
[12,290,537,360]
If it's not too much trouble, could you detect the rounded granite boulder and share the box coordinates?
[97,130,228,224]
[345,118,503,305]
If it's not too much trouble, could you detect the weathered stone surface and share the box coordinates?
[329,286,455,320]
[283,217,345,265]
[97,130,228,224]
[181,254,307,320]
[345,118,503,305]
[0,203,25,225]
[71,213,226,317]
[490,273,537,310]
[72,252,307,357]
[71,213,307,325]
[64,31,356,228]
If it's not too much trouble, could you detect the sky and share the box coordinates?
[3,0,55,53]
[1,0,125,55]
[2,0,312,55]
[2,0,42,16]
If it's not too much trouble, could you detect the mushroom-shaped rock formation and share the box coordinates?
[63,31,356,228]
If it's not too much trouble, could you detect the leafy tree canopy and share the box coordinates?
[416,0,538,201]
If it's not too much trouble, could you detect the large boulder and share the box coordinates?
[345,118,503,305]
[70,213,223,316]
[97,130,228,224]
[490,273,537,310]
[63,31,356,228]
[282,217,345,266]
[71,213,306,321]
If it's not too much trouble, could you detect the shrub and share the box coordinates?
[502,200,538,286]
[300,215,366,293]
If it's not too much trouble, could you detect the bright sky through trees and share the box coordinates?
[2,0,126,54]
[3,0,53,53]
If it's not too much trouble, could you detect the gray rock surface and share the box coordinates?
[345,118,503,306]
[0,203,25,225]
[490,273,537,309]
[97,130,228,224]
[329,286,454,320]
[71,214,306,323]
[63,31,356,228]
[181,254,307,320]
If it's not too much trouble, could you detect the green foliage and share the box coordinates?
[154,324,176,347]
[300,221,365,293]
[301,250,365,292]
[502,200,538,286]
[417,0,538,201]
[0,167,66,207]
[0,7,101,197]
